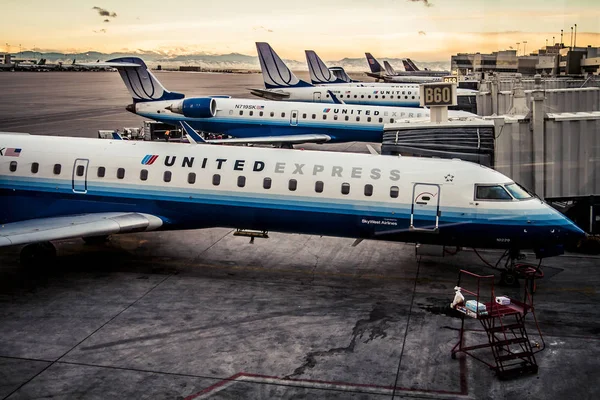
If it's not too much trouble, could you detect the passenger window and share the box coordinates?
[270,112,275,117]
[390,186,399,198]
[368,95,371,99]
[188,172,196,184]
[375,95,378,99]
[9,161,17,172]
[326,93,330,98]
[382,95,385,99]
[98,167,106,178]
[31,162,39,174]
[239,110,243,116]
[117,168,125,179]
[315,181,324,193]
[288,179,297,191]
[412,96,415,99]
[53,164,61,175]
[334,115,338,120]
[341,182,350,195]
[212,174,221,186]
[163,171,172,182]
[249,111,253,116]
[259,111,264,117]
[379,118,383,123]
[367,117,372,122]
[390,119,395,123]
[354,95,357,98]
[281,112,285,118]
[76,165,84,176]
[361,95,364,98]
[323,115,327,120]
[140,169,148,181]
[476,185,512,200]
[356,116,360,121]
[345,116,349,121]
[302,113,307,119]
[364,184,373,197]
[237,176,246,188]
[263,177,272,189]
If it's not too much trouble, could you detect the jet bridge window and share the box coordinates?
[237,176,246,188]
[390,186,399,198]
[341,182,350,195]
[98,167,106,178]
[140,169,148,181]
[31,162,39,174]
[188,172,196,184]
[53,164,61,175]
[9,161,17,172]
[364,184,373,197]
[212,174,221,186]
[117,168,125,179]
[263,177,272,189]
[315,181,324,193]
[475,185,512,200]
[163,171,172,182]
[288,179,297,191]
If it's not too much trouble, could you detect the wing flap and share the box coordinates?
[0,212,163,247]
[205,134,331,145]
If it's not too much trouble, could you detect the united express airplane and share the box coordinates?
[0,132,584,267]
[104,57,473,146]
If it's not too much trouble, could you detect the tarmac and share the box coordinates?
[0,71,599,399]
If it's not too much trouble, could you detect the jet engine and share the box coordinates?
[167,97,217,118]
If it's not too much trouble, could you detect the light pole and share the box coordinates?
[516,42,520,55]
[5,43,10,53]
[523,41,527,56]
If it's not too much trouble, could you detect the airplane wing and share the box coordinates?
[202,134,331,145]
[248,88,290,100]
[179,122,331,145]
[75,62,141,67]
[0,212,163,247]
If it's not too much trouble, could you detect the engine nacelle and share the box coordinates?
[169,97,217,118]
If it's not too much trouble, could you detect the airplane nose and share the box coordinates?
[126,103,136,114]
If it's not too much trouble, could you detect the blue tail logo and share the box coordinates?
[256,42,312,89]
[107,57,184,103]
[365,53,383,73]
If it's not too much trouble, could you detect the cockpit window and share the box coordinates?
[475,185,512,200]
[504,183,533,200]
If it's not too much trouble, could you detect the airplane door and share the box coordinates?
[290,110,298,126]
[72,158,89,194]
[313,92,322,102]
[410,183,440,231]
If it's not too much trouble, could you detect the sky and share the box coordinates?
[1,0,599,61]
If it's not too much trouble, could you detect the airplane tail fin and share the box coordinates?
[403,58,420,71]
[105,57,185,103]
[383,61,396,76]
[305,50,347,84]
[365,53,383,73]
[256,42,312,89]
[328,67,358,83]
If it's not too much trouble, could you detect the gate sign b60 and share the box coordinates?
[419,83,457,107]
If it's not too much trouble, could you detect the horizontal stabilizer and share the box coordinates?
[0,212,163,247]
[75,62,141,67]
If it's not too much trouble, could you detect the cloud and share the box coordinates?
[93,29,107,34]
[418,31,426,36]
[92,6,117,18]
[253,25,274,33]
[407,0,432,7]
[103,19,110,23]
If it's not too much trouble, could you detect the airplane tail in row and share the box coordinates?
[104,57,185,103]
[256,42,312,89]
[402,58,420,72]
[383,61,397,76]
[328,67,357,83]
[365,53,383,73]
[305,50,348,85]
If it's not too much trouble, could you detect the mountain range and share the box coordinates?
[11,50,450,72]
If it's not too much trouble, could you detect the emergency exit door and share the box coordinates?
[72,158,89,194]
[290,110,298,126]
[410,183,440,231]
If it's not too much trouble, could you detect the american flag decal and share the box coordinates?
[4,148,21,157]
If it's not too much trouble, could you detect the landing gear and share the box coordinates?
[82,235,110,245]
[20,242,56,268]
